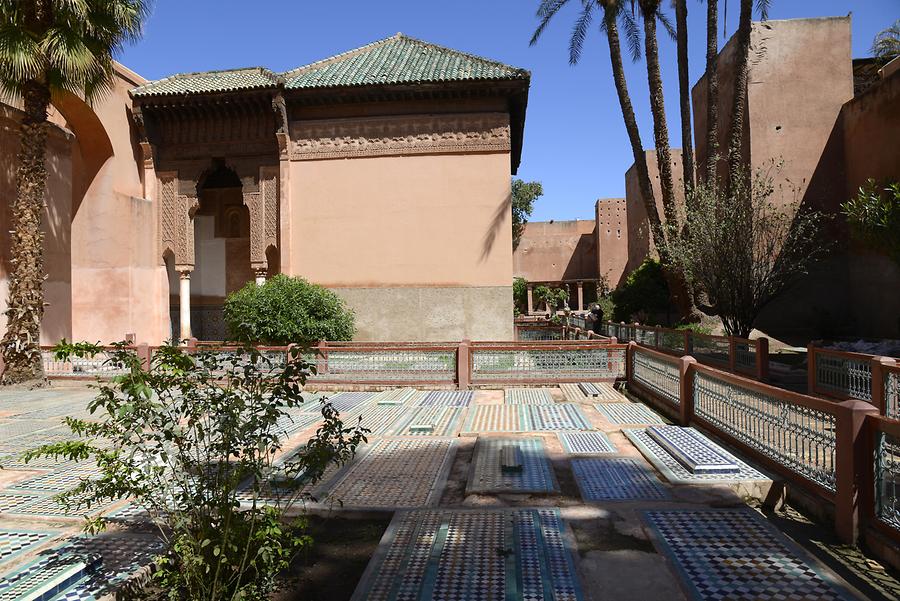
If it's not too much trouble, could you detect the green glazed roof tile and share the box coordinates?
[131,34,529,98]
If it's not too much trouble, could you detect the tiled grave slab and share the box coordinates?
[340,404,408,436]
[10,463,100,493]
[419,390,473,407]
[623,429,768,484]
[643,509,854,601]
[0,420,61,438]
[350,508,583,601]
[647,426,740,474]
[4,493,115,519]
[372,387,423,405]
[463,405,527,433]
[558,431,617,455]
[318,392,375,413]
[275,410,322,437]
[0,492,49,513]
[594,402,664,425]
[578,382,603,397]
[467,437,559,494]
[0,529,57,565]
[572,457,670,501]
[562,382,621,402]
[0,533,164,601]
[318,438,456,508]
[505,388,554,404]
[560,383,588,402]
[527,404,592,431]
[390,406,464,437]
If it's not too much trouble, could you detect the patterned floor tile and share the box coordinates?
[646,426,740,474]
[351,508,583,601]
[10,463,100,493]
[560,383,588,402]
[572,457,670,501]
[318,392,375,413]
[4,494,114,519]
[0,492,49,513]
[505,388,554,404]
[0,420,62,439]
[0,529,57,565]
[594,402,664,425]
[527,404,592,430]
[0,533,164,601]
[340,404,408,435]
[558,431,617,455]
[419,390,473,407]
[463,405,527,433]
[643,509,854,601]
[623,429,768,484]
[390,406,464,436]
[371,388,424,405]
[319,438,456,508]
[467,437,559,494]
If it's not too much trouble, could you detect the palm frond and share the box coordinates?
[568,2,597,65]
[530,0,571,46]
[619,8,643,61]
[872,20,900,62]
[657,8,677,40]
[754,0,770,20]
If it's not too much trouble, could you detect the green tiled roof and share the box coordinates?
[131,34,529,98]
[284,33,530,89]
[131,67,279,97]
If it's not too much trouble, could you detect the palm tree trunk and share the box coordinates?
[705,0,719,186]
[675,0,694,196]
[727,0,753,189]
[642,8,678,232]
[1,80,50,384]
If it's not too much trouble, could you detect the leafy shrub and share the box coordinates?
[533,285,568,312]
[26,342,366,600]
[224,275,355,344]
[513,277,528,315]
[842,179,900,264]
[611,258,670,323]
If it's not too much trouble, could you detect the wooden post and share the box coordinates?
[756,337,770,381]
[526,285,534,315]
[457,340,471,390]
[834,399,880,543]
[870,357,897,415]
[727,336,737,373]
[679,356,697,426]
[807,344,817,396]
[316,340,329,377]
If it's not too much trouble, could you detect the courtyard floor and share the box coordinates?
[0,384,897,600]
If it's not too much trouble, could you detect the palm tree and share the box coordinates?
[872,19,900,64]
[0,0,149,384]
[704,0,719,186]
[532,0,696,319]
[674,0,694,196]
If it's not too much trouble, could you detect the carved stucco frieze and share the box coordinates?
[288,113,511,161]
[244,167,279,270]
[158,171,199,268]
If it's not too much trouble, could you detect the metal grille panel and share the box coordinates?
[472,347,625,382]
[631,348,681,406]
[815,353,872,401]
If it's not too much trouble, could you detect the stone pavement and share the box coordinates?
[0,383,895,600]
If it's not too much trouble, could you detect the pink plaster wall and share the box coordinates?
[513,219,597,282]
[290,152,512,287]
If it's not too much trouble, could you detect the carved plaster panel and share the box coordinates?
[244,167,279,270]
[288,112,511,161]
[158,171,199,268]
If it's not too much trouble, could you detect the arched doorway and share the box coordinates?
[189,160,253,340]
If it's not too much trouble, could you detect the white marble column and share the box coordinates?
[577,281,584,311]
[179,270,192,341]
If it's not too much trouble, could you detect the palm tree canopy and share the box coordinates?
[0,0,149,102]
[872,19,900,63]
[530,0,642,65]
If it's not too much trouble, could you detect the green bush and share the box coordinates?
[513,277,528,315]
[611,258,670,323]
[842,179,900,264]
[224,275,355,344]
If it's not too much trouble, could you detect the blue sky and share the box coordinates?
[117,1,897,221]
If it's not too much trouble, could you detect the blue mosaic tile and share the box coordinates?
[647,426,740,474]
[0,533,163,601]
[10,463,100,493]
[594,402,664,425]
[463,405,527,433]
[623,429,769,485]
[390,406,464,436]
[0,529,57,565]
[467,437,559,494]
[527,404,592,431]
[643,509,855,601]
[319,392,375,413]
[0,491,48,513]
[572,457,670,501]
[420,390,473,407]
[558,431,617,455]
[339,403,408,435]
[505,388,554,404]
[350,508,583,601]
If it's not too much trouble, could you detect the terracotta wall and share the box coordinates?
[624,149,684,275]
[290,151,513,340]
[0,105,73,344]
[512,219,597,282]
[595,198,628,288]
